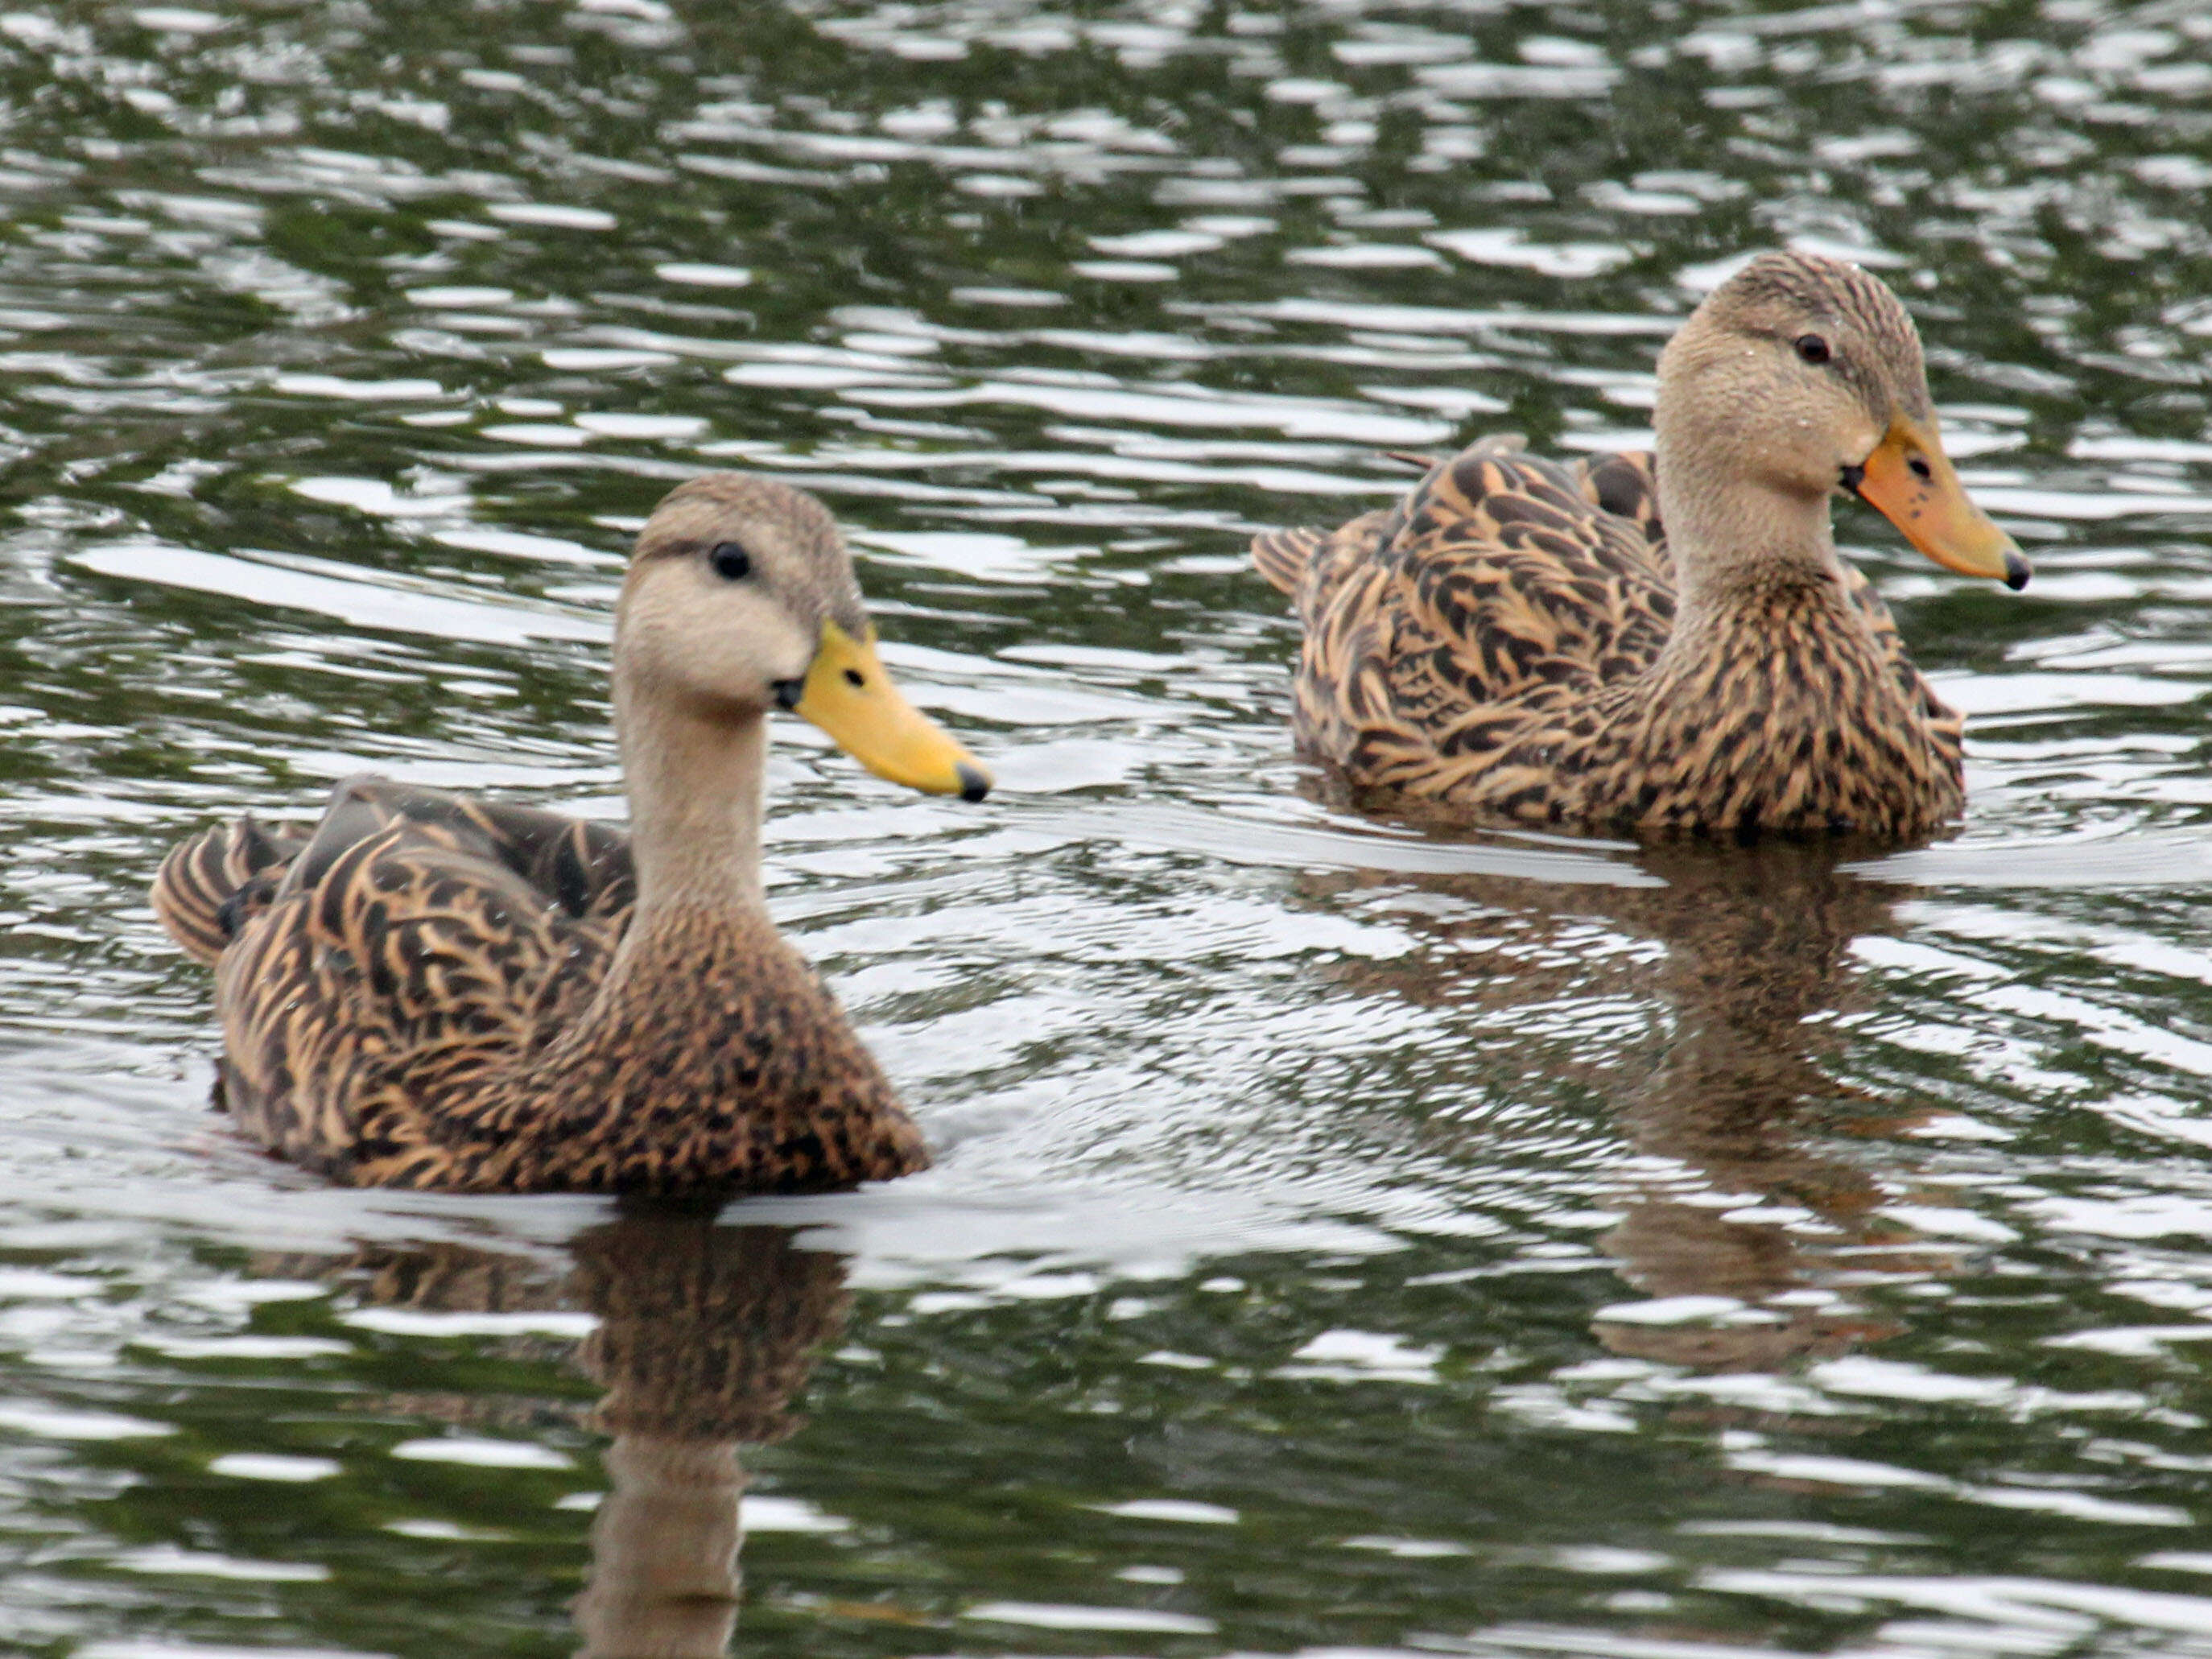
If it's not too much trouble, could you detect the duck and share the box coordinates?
[152,473,993,1194]
[1252,250,2030,840]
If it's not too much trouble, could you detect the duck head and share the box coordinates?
[616,473,990,801]
[1656,250,2028,592]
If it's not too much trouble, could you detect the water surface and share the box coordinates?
[5,2,2212,1656]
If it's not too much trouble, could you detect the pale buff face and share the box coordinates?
[1652,251,2025,588]
[1655,251,1927,503]
[613,473,869,720]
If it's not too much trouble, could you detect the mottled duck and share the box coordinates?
[154,473,991,1193]
[1253,250,2029,839]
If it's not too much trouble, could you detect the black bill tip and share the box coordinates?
[771,677,804,712]
[2003,550,2031,592]
[955,761,991,803]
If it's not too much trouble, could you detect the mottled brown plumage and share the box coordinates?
[152,473,991,1194]
[1253,252,2029,840]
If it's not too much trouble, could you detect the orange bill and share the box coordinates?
[791,621,991,802]
[1847,416,2029,591]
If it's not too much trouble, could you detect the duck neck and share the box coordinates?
[1656,448,1848,632]
[614,681,769,920]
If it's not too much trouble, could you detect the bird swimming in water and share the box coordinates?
[154,473,990,1193]
[1253,250,2028,840]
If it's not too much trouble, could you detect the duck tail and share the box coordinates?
[151,815,305,965]
[1251,526,1331,596]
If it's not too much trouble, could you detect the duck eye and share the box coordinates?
[1794,333,1832,365]
[708,542,752,580]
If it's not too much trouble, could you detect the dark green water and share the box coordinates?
[5,1,2212,1654]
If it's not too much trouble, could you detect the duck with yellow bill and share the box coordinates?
[152,473,991,1193]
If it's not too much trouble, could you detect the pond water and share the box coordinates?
[3,1,2212,1655]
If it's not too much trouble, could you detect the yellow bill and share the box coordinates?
[790,621,991,801]
[1847,415,2029,591]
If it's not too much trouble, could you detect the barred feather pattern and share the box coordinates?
[1254,442,1964,839]
[151,814,312,967]
[154,777,927,1193]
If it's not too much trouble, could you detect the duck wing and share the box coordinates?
[277,777,636,925]
[1386,442,1677,705]
[152,814,314,967]
[1255,440,1678,799]
[1571,448,1666,552]
[163,778,629,1182]
[154,778,636,969]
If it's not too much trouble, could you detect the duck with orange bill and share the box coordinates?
[1252,250,2028,840]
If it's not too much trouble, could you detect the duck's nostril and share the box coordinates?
[844,668,865,688]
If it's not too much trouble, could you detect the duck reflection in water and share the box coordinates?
[276,1214,844,1657]
[1314,835,1964,1370]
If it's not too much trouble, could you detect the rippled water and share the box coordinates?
[5,1,2212,1654]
